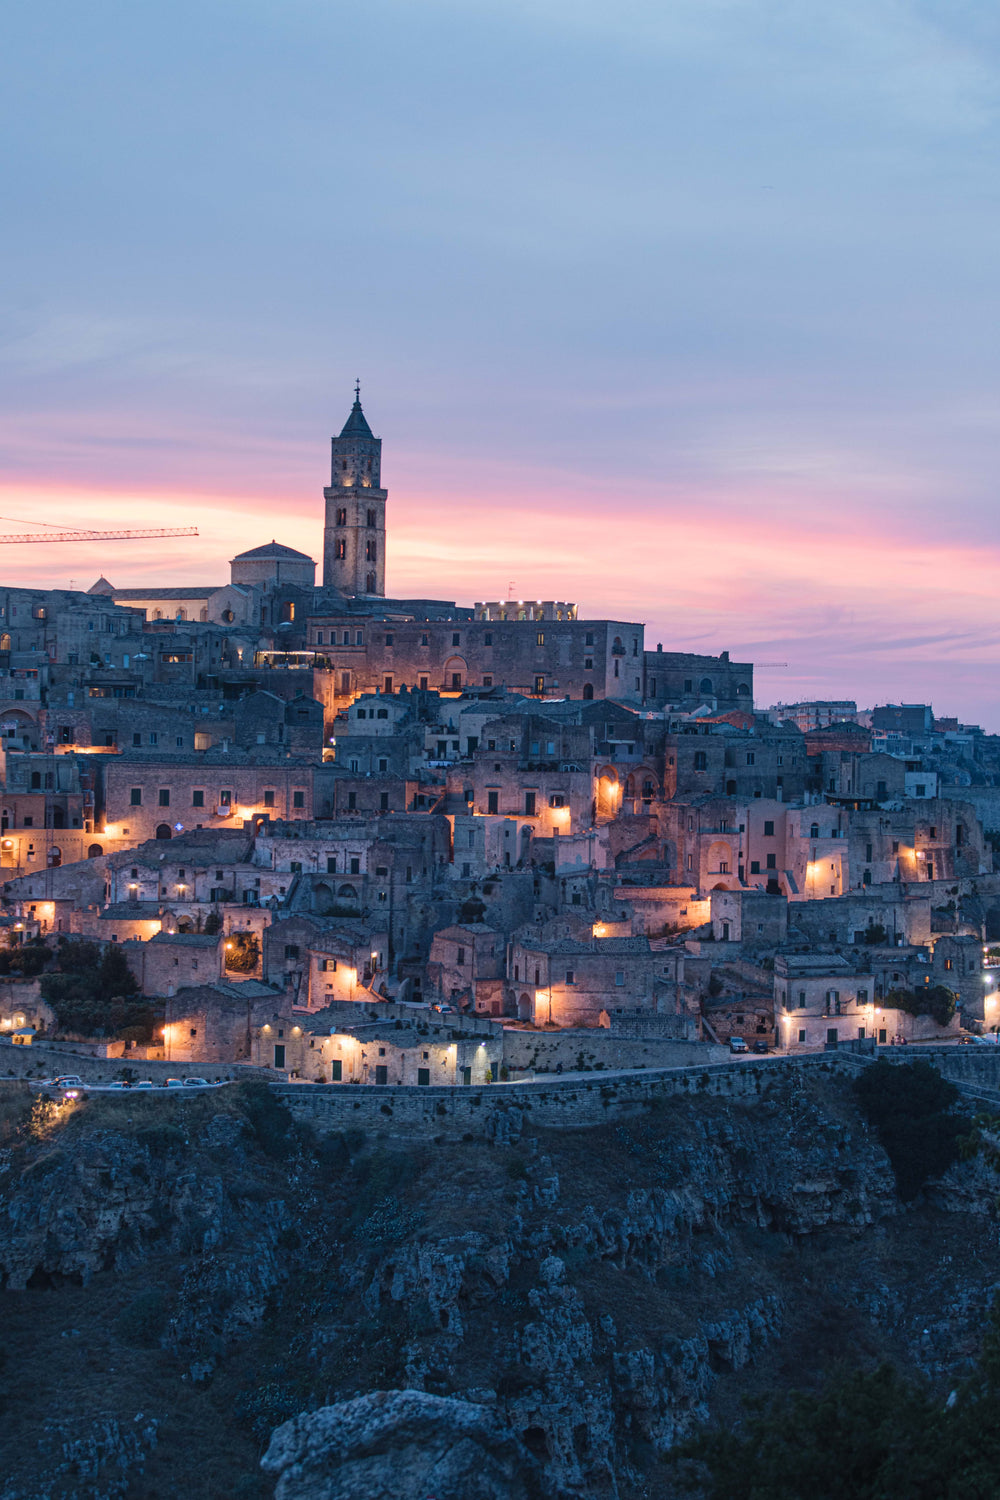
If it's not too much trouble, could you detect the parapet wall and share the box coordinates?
[274,1054,855,1139]
[0,1039,274,1085]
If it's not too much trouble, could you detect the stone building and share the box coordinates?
[323,390,387,596]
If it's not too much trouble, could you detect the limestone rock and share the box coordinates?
[261,1388,542,1500]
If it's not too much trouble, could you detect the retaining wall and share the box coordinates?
[274,1053,855,1139]
[500,1029,728,1073]
[0,1039,276,1085]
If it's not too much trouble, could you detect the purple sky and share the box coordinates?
[3,2,1000,723]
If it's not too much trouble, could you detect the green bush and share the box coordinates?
[238,1080,294,1158]
[40,940,151,1039]
[854,1059,967,1201]
[674,1303,1000,1500]
[886,985,957,1028]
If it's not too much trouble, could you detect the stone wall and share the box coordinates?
[0,1037,275,1084]
[274,1053,855,1139]
[500,1029,725,1072]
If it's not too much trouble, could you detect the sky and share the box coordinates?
[3,1,1000,723]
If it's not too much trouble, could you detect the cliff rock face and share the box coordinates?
[0,1069,998,1500]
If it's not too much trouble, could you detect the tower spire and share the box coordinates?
[354,377,361,402]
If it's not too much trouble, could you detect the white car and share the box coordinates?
[132,1080,154,1089]
[182,1078,210,1087]
[104,1081,130,1090]
[728,1037,748,1054]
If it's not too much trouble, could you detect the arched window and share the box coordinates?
[87,843,103,858]
[155,823,172,840]
[700,677,713,694]
[736,681,750,696]
[152,610,162,620]
[47,846,61,867]
[365,572,376,592]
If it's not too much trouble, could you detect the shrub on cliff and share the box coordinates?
[854,1058,967,1201]
[675,1304,1000,1499]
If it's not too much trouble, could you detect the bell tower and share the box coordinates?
[323,383,386,595]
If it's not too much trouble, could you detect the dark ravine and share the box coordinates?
[0,1068,999,1499]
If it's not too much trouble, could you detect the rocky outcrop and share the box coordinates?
[262,1389,542,1500]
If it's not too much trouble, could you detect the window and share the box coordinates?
[192,789,204,807]
[525,792,536,815]
[350,856,360,874]
[316,632,324,645]
[335,507,347,525]
[452,632,461,646]
[615,971,625,986]
[335,540,346,559]
[565,970,575,983]
[263,789,275,808]
[487,790,499,815]
[219,790,231,806]
[149,732,158,746]
[293,790,305,809]
[365,540,377,561]
[694,751,707,771]
[367,508,376,527]
[158,789,169,807]
[549,793,565,808]
[457,946,466,965]
[750,860,760,874]
[746,752,755,765]
[484,632,492,646]
[130,788,142,805]
[132,732,141,747]
[766,853,776,869]
[585,632,594,646]
[347,792,357,810]
[284,945,300,959]
[536,632,544,646]
[763,821,774,836]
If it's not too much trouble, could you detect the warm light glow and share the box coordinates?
[592,923,607,938]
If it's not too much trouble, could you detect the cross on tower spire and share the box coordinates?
[354,378,361,402]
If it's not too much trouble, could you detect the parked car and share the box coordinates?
[104,1081,130,1090]
[53,1075,84,1087]
[728,1037,748,1054]
[751,1040,769,1054]
[182,1078,210,1088]
[132,1080,154,1089]
[164,1078,185,1088]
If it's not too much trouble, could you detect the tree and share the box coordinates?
[886,984,957,1028]
[40,939,151,1040]
[854,1058,967,1201]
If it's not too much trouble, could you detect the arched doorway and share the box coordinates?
[443,656,467,691]
[582,683,594,700]
[595,767,619,822]
[47,846,62,868]
[155,823,172,840]
[87,843,103,858]
[518,992,532,1020]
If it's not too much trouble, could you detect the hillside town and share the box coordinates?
[2,393,1000,1084]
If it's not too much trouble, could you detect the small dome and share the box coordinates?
[230,540,314,563]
